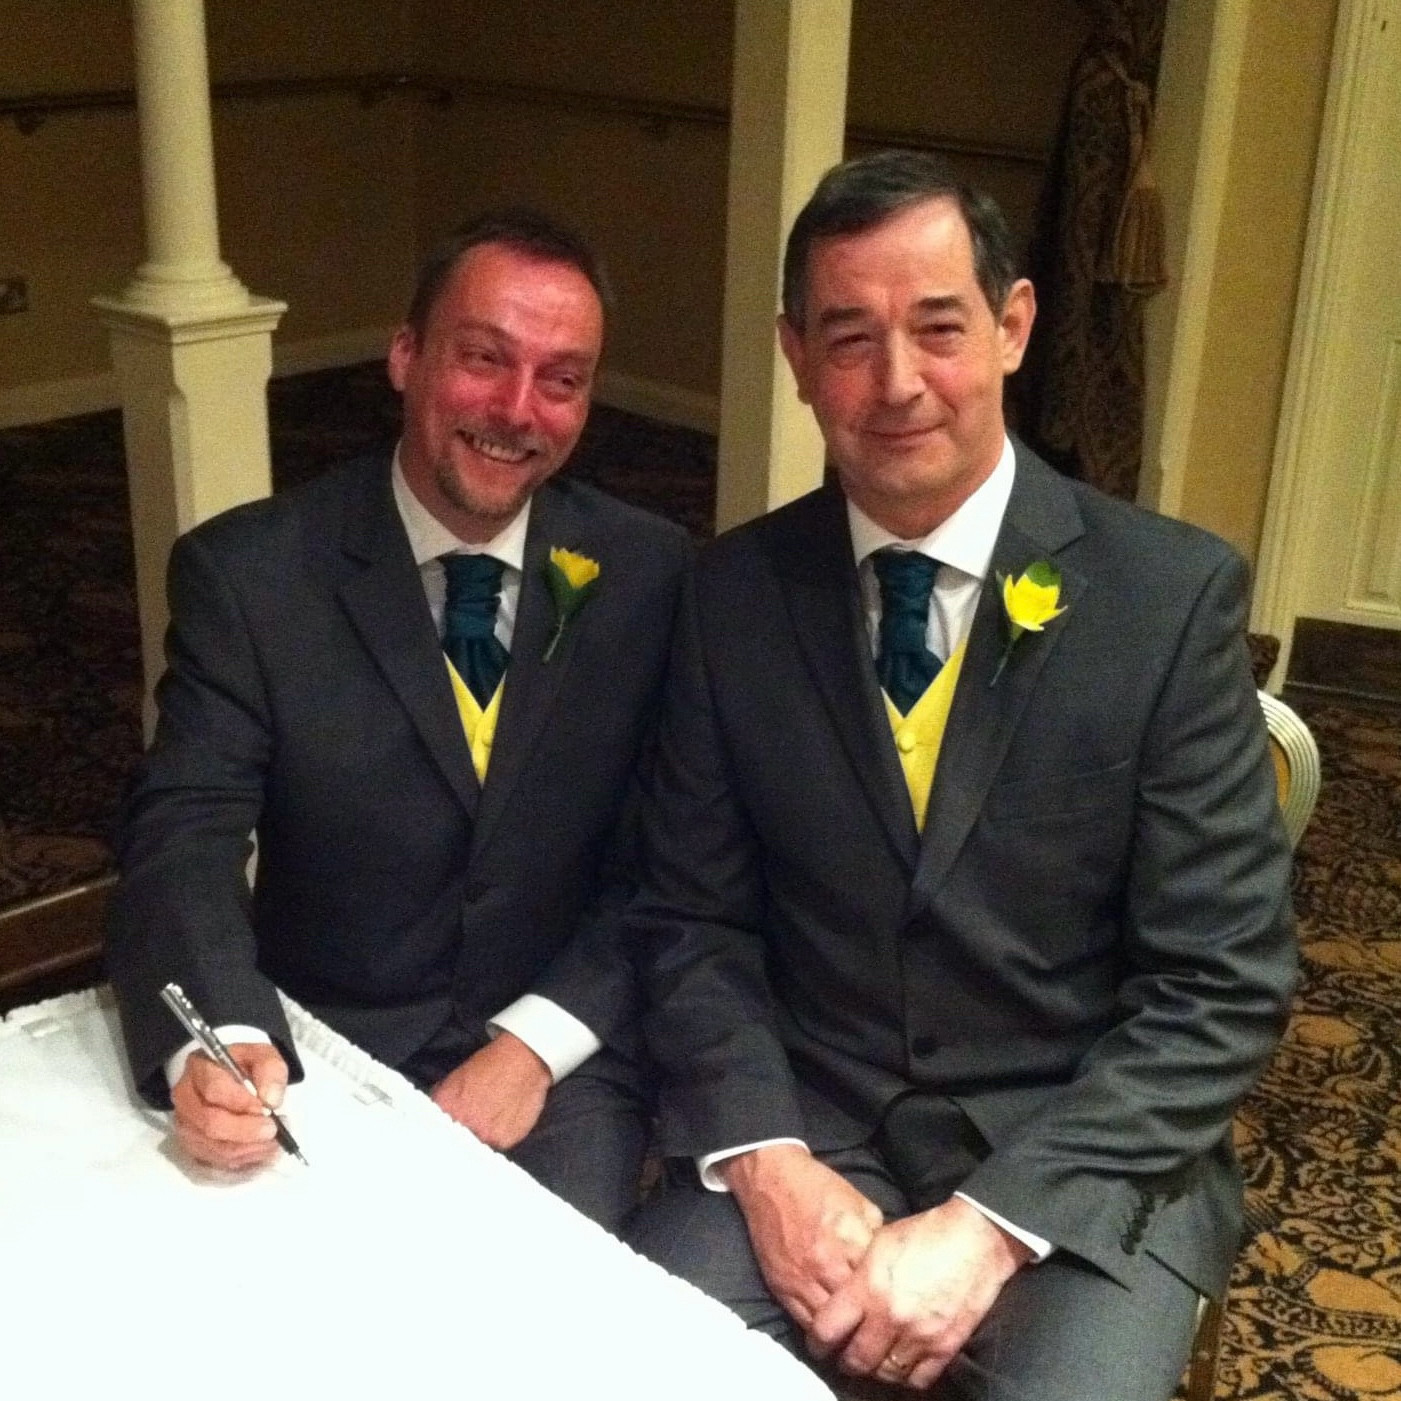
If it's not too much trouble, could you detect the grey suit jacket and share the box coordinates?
[107,455,691,1106]
[633,443,1295,1296]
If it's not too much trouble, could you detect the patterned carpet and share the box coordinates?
[1221,695,1401,1400]
[1,366,1398,1397]
[0,408,140,905]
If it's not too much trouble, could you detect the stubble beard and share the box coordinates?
[434,455,537,536]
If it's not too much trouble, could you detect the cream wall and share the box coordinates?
[0,0,1337,569]
[203,1,417,356]
[0,0,416,414]
[847,0,1089,237]
[1176,0,1337,560]
[408,0,1087,403]
[1,0,1084,413]
[407,0,732,401]
[0,1,140,390]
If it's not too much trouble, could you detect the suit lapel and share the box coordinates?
[777,487,921,868]
[914,449,1088,897]
[336,462,481,818]
[469,482,583,852]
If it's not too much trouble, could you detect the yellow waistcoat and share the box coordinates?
[881,639,968,832]
[446,658,504,783]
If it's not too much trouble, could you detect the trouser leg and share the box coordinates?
[508,1046,652,1235]
[940,1247,1200,1401]
[625,1104,1200,1401]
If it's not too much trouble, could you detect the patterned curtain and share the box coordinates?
[1013,0,1169,500]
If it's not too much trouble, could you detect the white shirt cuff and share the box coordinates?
[487,994,601,1084]
[954,1191,1054,1262]
[697,1138,810,1191]
[693,1148,1053,1262]
[164,1025,271,1093]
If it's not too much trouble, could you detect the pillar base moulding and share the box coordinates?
[102,261,253,320]
[92,291,287,738]
[91,289,287,529]
[91,292,287,348]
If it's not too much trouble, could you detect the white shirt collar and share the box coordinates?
[847,435,1016,582]
[391,445,531,571]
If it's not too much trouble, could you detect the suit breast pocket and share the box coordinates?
[983,758,1134,825]
[973,760,1135,966]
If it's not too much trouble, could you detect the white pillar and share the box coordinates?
[123,0,248,314]
[715,0,851,533]
[92,0,285,735]
[1141,0,1249,520]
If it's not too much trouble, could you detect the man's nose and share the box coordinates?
[488,367,535,426]
[878,337,923,405]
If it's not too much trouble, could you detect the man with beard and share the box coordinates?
[106,210,691,1229]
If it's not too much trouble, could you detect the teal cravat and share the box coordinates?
[873,548,941,716]
[441,553,509,708]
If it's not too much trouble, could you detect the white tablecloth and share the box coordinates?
[0,986,832,1401]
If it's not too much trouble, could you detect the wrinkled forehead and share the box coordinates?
[802,198,980,312]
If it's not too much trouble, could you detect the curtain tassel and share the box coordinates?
[1097,58,1168,295]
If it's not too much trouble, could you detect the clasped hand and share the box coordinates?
[726,1146,1031,1391]
[720,1144,885,1331]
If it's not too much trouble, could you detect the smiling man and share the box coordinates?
[624,152,1296,1398]
[106,211,691,1229]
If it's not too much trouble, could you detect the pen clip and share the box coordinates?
[159,982,249,1087]
[160,982,208,1038]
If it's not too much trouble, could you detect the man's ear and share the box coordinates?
[997,279,1036,375]
[386,324,416,394]
[776,315,813,406]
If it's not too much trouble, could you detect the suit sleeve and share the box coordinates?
[105,529,299,1108]
[528,522,695,1057]
[959,548,1297,1278]
[528,727,653,1056]
[629,570,810,1154]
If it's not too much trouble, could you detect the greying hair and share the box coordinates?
[782,150,1019,329]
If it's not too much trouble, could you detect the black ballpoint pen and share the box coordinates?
[159,982,309,1165]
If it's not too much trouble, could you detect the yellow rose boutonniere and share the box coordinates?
[991,560,1066,685]
[542,546,601,661]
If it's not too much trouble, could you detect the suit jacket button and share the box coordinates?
[910,1034,938,1057]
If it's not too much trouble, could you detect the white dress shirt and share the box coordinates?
[166,449,600,1093]
[698,438,1052,1261]
[848,435,1016,663]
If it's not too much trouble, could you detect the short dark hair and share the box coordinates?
[405,207,612,337]
[781,150,1020,329]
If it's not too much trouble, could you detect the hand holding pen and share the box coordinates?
[160,983,308,1169]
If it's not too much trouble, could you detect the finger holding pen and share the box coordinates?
[171,1041,289,1171]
